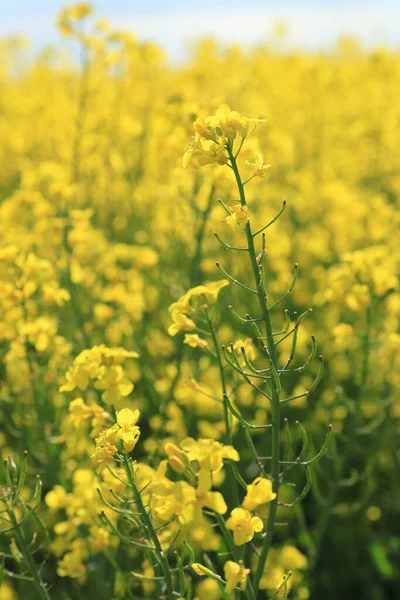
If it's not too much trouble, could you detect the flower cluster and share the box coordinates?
[183,107,266,168]
[324,246,398,310]
[60,345,138,404]
[45,468,116,581]
[147,438,239,550]
[168,280,229,343]
[92,408,141,470]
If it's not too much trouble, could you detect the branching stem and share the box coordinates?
[227,143,281,596]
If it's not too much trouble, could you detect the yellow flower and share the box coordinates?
[191,563,216,578]
[214,108,248,140]
[185,280,229,305]
[180,438,239,474]
[168,311,196,336]
[226,507,263,545]
[233,338,256,363]
[184,333,208,349]
[0,581,17,600]
[279,545,308,570]
[57,551,86,580]
[91,435,118,471]
[193,117,219,141]
[91,410,140,469]
[116,408,141,452]
[94,365,134,404]
[224,560,250,594]
[185,108,266,167]
[214,107,266,140]
[195,469,227,514]
[45,485,69,510]
[152,480,196,525]
[201,280,229,304]
[226,204,250,229]
[165,442,190,473]
[168,280,229,338]
[58,2,93,37]
[116,407,140,428]
[60,345,137,398]
[246,153,271,178]
[68,398,92,425]
[168,292,192,315]
[69,2,93,19]
[183,137,228,168]
[195,578,221,600]
[242,477,277,511]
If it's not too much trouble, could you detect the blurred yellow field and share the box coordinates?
[0,3,399,600]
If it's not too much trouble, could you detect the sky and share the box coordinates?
[1,1,399,60]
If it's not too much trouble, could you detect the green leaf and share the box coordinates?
[369,542,394,578]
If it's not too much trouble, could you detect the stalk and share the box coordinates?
[204,308,231,443]
[122,452,175,599]
[204,308,240,511]
[227,143,281,596]
[5,499,51,600]
[169,183,215,398]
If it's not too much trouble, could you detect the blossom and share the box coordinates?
[179,438,239,474]
[226,204,250,230]
[94,365,134,404]
[224,561,250,594]
[91,408,141,468]
[58,2,93,37]
[168,311,196,336]
[184,333,208,349]
[167,280,228,337]
[226,507,263,545]
[183,137,228,168]
[191,563,216,578]
[259,545,307,593]
[246,153,271,178]
[195,469,227,514]
[91,433,118,471]
[232,338,256,364]
[242,477,277,511]
[195,579,221,600]
[165,442,191,473]
[183,107,266,167]
[60,345,137,403]
[57,551,86,580]
[45,485,69,510]
[68,398,93,425]
[116,408,141,452]
[152,479,197,525]
[199,280,229,304]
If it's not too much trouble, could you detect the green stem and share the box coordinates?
[228,144,281,596]
[122,453,175,599]
[204,308,240,510]
[169,183,215,399]
[204,308,231,443]
[190,184,215,287]
[5,499,51,600]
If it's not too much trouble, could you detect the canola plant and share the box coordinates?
[0,4,399,600]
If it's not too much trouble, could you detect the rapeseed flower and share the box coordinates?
[226,507,263,545]
[242,477,277,511]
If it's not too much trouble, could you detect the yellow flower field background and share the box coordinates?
[0,4,399,600]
